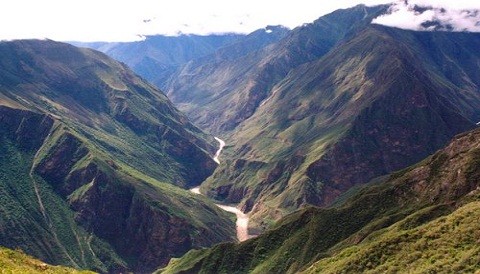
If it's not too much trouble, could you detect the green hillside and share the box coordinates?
[161,127,480,273]
[0,246,94,273]
[201,24,480,231]
[306,201,480,273]
[0,40,235,273]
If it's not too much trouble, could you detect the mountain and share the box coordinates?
[160,126,480,273]
[0,39,235,273]
[72,29,288,91]
[195,11,480,232]
[72,34,242,84]
[163,6,386,134]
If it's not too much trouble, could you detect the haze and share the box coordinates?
[1,0,479,42]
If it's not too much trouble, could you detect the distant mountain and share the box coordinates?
[160,126,480,273]
[163,6,385,134]
[0,40,235,272]
[72,30,288,91]
[65,4,480,272]
[194,7,480,232]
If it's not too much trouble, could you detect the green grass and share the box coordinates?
[306,202,480,273]
[160,128,480,274]
[0,246,94,274]
[0,129,126,272]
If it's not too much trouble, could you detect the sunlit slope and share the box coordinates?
[161,127,480,273]
[202,25,480,229]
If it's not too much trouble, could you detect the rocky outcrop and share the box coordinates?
[161,127,480,274]
[0,39,235,273]
[0,106,54,150]
[306,76,476,205]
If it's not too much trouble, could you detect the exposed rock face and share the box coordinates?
[0,39,235,273]
[0,106,54,150]
[306,71,475,205]
[0,104,234,273]
[201,22,480,229]
[161,127,480,274]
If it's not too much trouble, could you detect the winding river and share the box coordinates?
[190,137,252,242]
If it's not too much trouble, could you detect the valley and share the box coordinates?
[190,137,255,242]
[0,2,480,274]
[85,4,480,236]
[190,186,253,242]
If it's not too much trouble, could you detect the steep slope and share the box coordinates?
[201,24,480,231]
[0,40,235,273]
[164,5,387,134]
[73,33,245,90]
[305,201,480,273]
[0,246,94,273]
[161,126,480,274]
[0,39,217,188]
[74,27,289,96]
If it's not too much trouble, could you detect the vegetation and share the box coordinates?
[161,128,480,273]
[0,246,94,273]
[0,39,234,273]
[2,4,480,273]
[306,202,480,273]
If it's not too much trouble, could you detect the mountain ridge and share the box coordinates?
[198,20,480,231]
[0,39,235,273]
[164,5,389,134]
[161,125,480,273]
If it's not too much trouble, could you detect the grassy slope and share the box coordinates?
[306,201,480,273]
[202,25,480,231]
[0,246,94,274]
[160,127,480,273]
[165,5,388,134]
[0,40,235,272]
[0,129,123,272]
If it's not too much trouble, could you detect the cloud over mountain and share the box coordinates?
[372,0,480,32]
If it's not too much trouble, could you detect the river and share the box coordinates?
[190,137,252,242]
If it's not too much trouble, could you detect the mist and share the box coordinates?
[372,0,480,32]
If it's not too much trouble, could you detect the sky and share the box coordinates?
[373,0,480,32]
[0,0,479,42]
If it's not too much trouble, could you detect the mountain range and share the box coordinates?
[0,40,235,273]
[1,2,480,273]
[72,26,289,93]
[161,126,480,273]
[125,4,480,232]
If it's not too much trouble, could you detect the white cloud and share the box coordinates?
[0,0,390,42]
[4,0,478,42]
[372,0,480,32]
